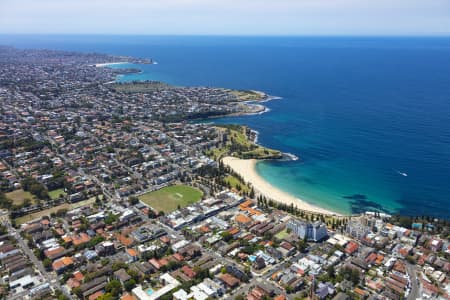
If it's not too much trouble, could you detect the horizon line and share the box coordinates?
[1,33,450,38]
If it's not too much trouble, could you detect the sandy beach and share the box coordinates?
[222,156,339,215]
[94,62,129,67]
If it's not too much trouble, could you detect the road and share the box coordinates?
[406,262,420,300]
[1,216,73,300]
[228,276,284,300]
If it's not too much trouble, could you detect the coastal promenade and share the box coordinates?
[222,156,339,216]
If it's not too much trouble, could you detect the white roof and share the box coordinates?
[173,289,189,300]
[9,274,34,288]
[197,282,215,296]
[132,273,180,300]
[189,286,208,300]
[172,240,189,251]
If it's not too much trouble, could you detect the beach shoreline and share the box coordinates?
[94,61,129,67]
[222,156,340,216]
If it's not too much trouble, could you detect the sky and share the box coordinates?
[0,0,450,36]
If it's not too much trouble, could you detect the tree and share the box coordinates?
[95,195,102,206]
[21,177,50,200]
[129,196,139,206]
[105,280,122,297]
[164,260,181,271]
[23,198,32,207]
[72,287,82,298]
[285,285,294,294]
[56,208,68,217]
[127,269,141,282]
[297,239,308,253]
[221,231,233,243]
[249,187,255,199]
[112,262,128,272]
[148,209,157,219]
[406,255,416,264]
[399,216,413,229]
[54,289,70,300]
[326,265,336,280]
[263,231,273,241]
[351,269,360,285]
[194,268,210,280]
[104,213,118,225]
[124,279,136,292]
[34,248,46,260]
[43,258,52,270]
[0,192,12,209]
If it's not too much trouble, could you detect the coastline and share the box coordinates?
[102,61,273,120]
[94,61,129,67]
[222,156,340,216]
[104,61,335,214]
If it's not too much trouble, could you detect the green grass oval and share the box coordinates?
[138,185,203,213]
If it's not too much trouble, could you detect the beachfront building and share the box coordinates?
[132,273,180,300]
[287,220,328,242]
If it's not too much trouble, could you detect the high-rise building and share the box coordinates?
[287,219,328,242]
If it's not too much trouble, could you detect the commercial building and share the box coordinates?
[287,220,328,242]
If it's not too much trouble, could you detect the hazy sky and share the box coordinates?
[1,0,449,35]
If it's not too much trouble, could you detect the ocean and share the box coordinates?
[2,35,450,218]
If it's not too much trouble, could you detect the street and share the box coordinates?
[1,216,73,299]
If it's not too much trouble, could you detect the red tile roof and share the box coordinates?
[44,246,65,258]
[121,294,137,300]
[181,265,197,279]
[88,290,104,300]
[127,248,138,257]
[172,253,184,261]
[72,233,91,246]
[66,278,80,289]
[345,241,359,254]
[219,273,240,288]
[235,214,252,224]
[73,271,84,281]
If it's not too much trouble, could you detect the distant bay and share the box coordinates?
[2,35,450,218]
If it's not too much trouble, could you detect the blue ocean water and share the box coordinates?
[2,35,450,218]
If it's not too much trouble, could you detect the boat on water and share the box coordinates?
[394,169,408,177]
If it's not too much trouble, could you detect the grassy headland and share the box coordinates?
[206,124,282,160]
[226,89,268,101]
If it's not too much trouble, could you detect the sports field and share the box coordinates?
[5,189,37,205]
[139,185,203,213]
[48,188,67,200]
[14,197,98,225]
